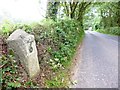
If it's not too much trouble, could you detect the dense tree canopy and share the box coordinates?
[46,1,120,32]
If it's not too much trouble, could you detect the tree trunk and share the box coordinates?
[46,2,60,20]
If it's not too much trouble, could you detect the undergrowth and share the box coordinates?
[96,27,120,36]
[0,19,84,88]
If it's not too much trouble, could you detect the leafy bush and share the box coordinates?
[1,19,85,88]
[1,51,38,89]
[0,21,32,38]
[32,19,84,87]
[13,24,32,33]
[0,20,15,36]
[1,54,22,89]
[96,27,120,36]
[32,19,84,69]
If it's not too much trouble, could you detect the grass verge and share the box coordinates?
[95,27,120,36]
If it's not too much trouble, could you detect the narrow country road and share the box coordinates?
[70,31,118,88]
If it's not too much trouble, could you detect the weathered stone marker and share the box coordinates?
[7,29,40,78]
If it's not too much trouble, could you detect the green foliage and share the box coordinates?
[1,54,22,89]
[34,19,84,69]
[96,27,120,36]
[46,72,68,88]
[46,2,60,20]
[83,2,120,35]
[13,24,32,33]
[1,18,84,88]
[32,19,84,87]
[0,21,32,38]
[0,20,15,36]
[7,82,21,88]
[1,53,39,89]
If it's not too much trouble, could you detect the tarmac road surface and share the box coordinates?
[70,31,118,88]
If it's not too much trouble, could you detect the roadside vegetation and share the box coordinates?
[96,27,120,36]
[0,1,120,89]
[83,2,120,36]
[0,19,84,88]
[95,2,120,36]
